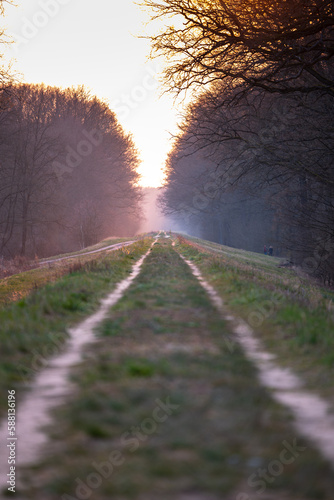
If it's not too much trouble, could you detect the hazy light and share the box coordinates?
[2,0,180,187]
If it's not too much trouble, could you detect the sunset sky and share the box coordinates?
[2,0,181,187]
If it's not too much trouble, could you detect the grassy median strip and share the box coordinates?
[19,239,334,500]
[176,236,334,402]
[0,238,152,418]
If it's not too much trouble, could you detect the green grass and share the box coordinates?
[180,233,288,270]
[0,238,152,418]
[0,266,64,307]
[0,239,138,308]
[17,239,334,500]
[0,237,138,307]
[175,235,334,401]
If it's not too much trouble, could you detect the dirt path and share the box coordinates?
[0,242,155,498]
[39,240,136,265]
[181,253,334,467]
[8,237,334,500]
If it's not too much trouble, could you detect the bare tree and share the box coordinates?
[0,85,65,256]
[142,0,334,97]
[161,83,334,281]
[0,0,15,89]
[0,84,143,257]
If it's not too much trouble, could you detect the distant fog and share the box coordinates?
[139,187,176,234]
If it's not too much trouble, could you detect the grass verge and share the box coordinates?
[176,236,334,402]
[0,240,137,308]
[0,238,152,418]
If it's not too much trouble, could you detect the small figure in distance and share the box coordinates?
[264,244,267,255]
[268,245,273,256]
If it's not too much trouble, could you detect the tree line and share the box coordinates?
[0,3,143,259]
[0,84,142,257]
[143,0,334,284]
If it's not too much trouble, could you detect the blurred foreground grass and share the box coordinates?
[17,239,334,500]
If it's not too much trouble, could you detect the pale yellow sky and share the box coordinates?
[2,0,181,187]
